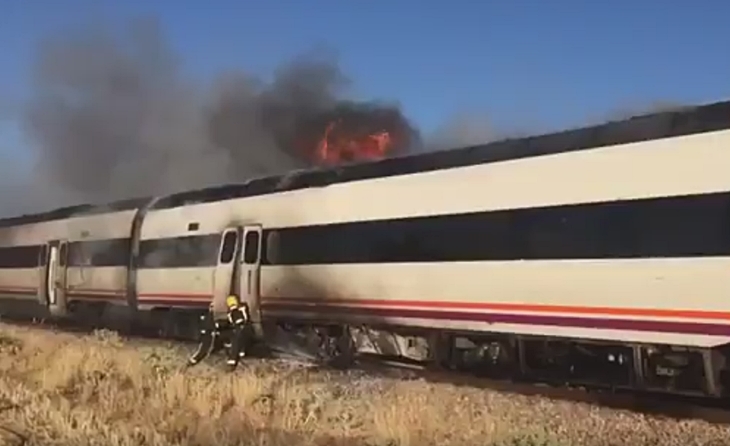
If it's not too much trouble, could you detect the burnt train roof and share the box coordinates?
[149,99,730,210]
[2,99,730,228]
[0,196,153,228]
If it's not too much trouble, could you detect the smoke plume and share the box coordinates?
[425,112,499,151]
[603,101,690,122]
[4,17,693,219]
[15,17,421,214]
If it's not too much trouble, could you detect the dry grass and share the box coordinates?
[0,324,728,446]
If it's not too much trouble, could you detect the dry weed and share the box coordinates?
[0,323,727,446]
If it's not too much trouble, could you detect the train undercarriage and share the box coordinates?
[256,319,730,402]
[2,299,730,402]
[149,303,730,402]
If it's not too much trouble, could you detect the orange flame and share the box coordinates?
[315,119,393,165]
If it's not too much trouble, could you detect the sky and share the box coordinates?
[2,0,730,165]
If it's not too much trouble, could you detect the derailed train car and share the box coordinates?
[1,99,730,398]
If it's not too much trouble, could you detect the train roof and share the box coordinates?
[2,98,730,227]
[150,98,730,209]
[0,196,153,228]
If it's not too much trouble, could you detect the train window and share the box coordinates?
[243,231,260,264]
[187,222,199,231]
[265,231,279,264]
[39,245,47,266]
[219,231,238,264]
[59,243,67,267]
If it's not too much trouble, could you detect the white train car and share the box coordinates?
[105,100,730,398]
[0,199,147,320]
[1,99,730,398]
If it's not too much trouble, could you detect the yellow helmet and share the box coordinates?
[226,295,239,308]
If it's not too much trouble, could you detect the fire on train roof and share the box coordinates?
[2,98,730,228]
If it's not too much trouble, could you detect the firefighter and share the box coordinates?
[224,294,251,370]
[187,306,225,367]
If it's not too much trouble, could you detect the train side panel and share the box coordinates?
[0,209,138,317]
[258,259,730,347]
[135,208,227,311]
[249,130,730,348]
[0,268,39,303]
[136,185,329,315]
[64,211,138,306]
[135,268,213,309]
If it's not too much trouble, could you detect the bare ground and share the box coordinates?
[0,323,728,446]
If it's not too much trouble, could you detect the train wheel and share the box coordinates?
[316,325,356,370]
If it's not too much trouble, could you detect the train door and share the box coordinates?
[36,244,47,306]
[44,240,69,317]
[212,227,242,316]
[240,225,263,337]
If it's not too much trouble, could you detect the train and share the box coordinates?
[1,99,730,399]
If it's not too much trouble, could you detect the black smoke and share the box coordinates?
[17,17,421,211]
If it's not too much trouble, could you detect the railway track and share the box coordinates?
[2,313,730,426]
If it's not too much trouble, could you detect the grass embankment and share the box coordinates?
[0,323,727,446]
